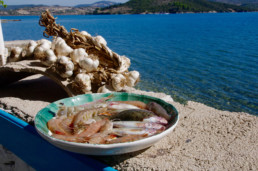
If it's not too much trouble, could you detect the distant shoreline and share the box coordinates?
[1,11,257,17]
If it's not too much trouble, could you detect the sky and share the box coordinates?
[5,0,129,6]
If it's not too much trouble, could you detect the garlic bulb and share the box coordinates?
[81,31,91,37]
[111,74,126,91]
[8,47,22,62]
[79,55,99,72]
[93,35,107,48]
[34,41,51,59]
[70,48,88,64]
[25,40,38,57]
[97,85,113,93]
[74,73,92,92]
[126,71,140,87]
[37,39,52,47]
[41,49,57,66]
[52,37,73,57]
[56,56,74,78]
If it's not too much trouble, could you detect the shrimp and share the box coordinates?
[56,94,114,117]
[76,119,107,138]
[47,115,74,135]
[88,133,115,144]
[52,134,88,143]
[72,107,107,128]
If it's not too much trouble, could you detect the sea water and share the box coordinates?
[1,12,258,115]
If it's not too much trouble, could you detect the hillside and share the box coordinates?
[96,0,256,14]
[209,0,258,9]
[75,1,119,8]
[0,1,117,15]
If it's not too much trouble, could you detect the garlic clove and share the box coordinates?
[59,56,69,64]
[97,85,113,93]
[75,73,92,92]
[70,48,88,64]
[66,62,74,71]
[81,31,91,37]
[41,49,57,66]
[79,57,99,72]
[93,35,107,48]
[54,37,73,57]
[111,74,126,91]
[61,70,73,78]
[126,71,140,87]
[8,47,22,62]
[56,56,74,78]
[37,39,52,47]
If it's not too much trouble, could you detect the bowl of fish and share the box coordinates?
[35,92,179,155]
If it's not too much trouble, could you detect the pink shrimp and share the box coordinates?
[72,107,107,128]
[47,116,69,135]
[76,119,107,138]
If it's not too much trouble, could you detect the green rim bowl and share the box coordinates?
[35,92,179,155]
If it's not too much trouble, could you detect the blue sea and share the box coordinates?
[1,12,258,115]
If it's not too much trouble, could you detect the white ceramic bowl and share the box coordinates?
[35,92,179,155]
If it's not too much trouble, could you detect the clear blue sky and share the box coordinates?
[6,0,129,6]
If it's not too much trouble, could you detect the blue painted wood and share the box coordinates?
[0,109,116,171]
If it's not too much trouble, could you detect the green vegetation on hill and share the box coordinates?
[96,0,255,14]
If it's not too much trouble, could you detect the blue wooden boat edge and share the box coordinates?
[0,109,117,171]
